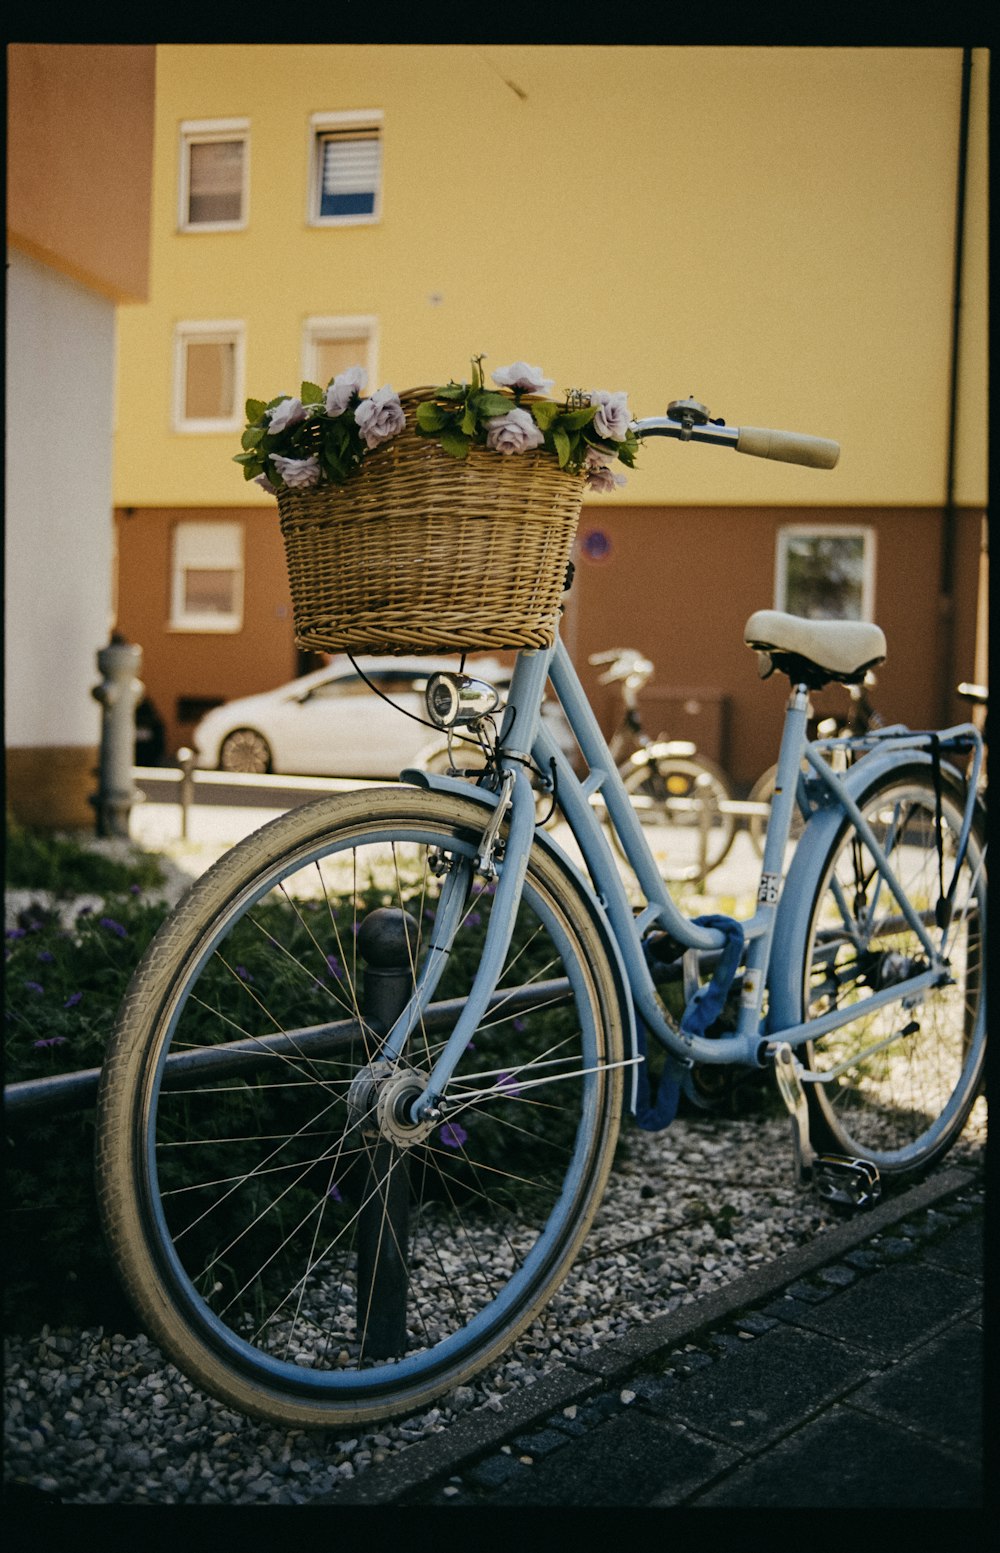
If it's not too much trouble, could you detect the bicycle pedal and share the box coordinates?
[812,1154,881,1213]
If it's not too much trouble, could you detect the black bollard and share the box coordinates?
[355,907,420,1361]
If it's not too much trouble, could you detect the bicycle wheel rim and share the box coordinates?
[101,790,622,1422]
[802,769,986,1172]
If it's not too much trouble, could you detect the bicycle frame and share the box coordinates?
[402,632,984,1125]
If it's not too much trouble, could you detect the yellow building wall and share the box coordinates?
[114,44,988,511]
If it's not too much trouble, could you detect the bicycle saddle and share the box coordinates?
[744,609,886,688]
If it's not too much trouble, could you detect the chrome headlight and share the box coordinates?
[425,672,502,730]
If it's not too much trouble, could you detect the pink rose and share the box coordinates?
[267,397,308,435]
[485,407,545,455]
[271,454,321,489]
[584,447,626,492]
[589,390,631,441]
[325,366,367,416]
[354,385,405,449]
[492,361,555,395]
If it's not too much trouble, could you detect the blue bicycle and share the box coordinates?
[96,401,986,1428]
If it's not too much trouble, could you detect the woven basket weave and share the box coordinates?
[276,388,586,655]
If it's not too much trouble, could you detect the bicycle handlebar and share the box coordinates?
[635,411,840,470]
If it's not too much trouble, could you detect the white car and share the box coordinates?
[191,655,572,779]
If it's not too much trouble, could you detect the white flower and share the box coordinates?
[584,447,626,492]
[485,407,546,455]
[325,366,368,417]
[253,472,278,495]
[354,385,406,449]
[492,361,556,396]
[589,390,631,442]
[271,454,321,489]
[267,397,308,435]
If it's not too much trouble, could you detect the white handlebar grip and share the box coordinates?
[736,426,840,469]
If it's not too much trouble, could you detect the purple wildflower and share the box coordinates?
[513,1018,527,1033]
[130,883,142,895]
[37,950,55,964]
[438,1121,468,1150]
[235,965,253,982]
[497,1071,522,1098]
[64,992,83,1008]
[327,1183,343,1203]
[24,981,44,995]
[6,928,26,940]
[99,917,127,938]
[466,911,482,928]
[325,954,343,980]
[33,1035,67,1049]
[76,905,93,918]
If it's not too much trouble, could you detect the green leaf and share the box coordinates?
[436,382,467,402]
[245,398,268,423]
[474,391,515,418]
[233,451,259,466]
[439,427,471,459]
[559,406,598,431]
[529,400,560,432]
[461,403,478,436]
[552,426,571,468]
[241,427,265,450]
[416,402,447,431]
[300,381,324,405]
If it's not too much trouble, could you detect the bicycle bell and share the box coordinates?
[425,672,502,729]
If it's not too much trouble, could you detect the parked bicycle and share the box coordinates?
[587,647,737,882]
[95,396,986,1431]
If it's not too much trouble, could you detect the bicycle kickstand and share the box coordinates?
[771,1044,881,1213]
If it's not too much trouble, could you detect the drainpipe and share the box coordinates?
[936,47,973,729]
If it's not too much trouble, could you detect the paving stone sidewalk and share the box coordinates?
[320,1167,988,1510]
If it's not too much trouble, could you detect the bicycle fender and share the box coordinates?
[767,744,962,1039]
[401,767,641,1116]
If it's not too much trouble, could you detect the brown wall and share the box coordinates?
[565,505,984,789]
[114,508,300,755]
[6,44,154,302]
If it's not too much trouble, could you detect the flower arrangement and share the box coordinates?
[234,356,637,495]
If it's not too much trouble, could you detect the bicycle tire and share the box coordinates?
[799,763,986,1174]
[618,753,737,882]
[96,786,623,1428]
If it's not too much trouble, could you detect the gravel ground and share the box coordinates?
[3,1097,986,1506]
[4,810,987,1505]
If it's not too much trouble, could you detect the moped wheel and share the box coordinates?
[619,754,736,882]
[800,764,986,1174]
[96,787,623,1428]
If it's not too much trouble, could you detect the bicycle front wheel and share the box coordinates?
[620,754,736,882]
[801,763,986,1175]
[96,787,623,1428]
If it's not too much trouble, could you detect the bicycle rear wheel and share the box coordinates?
[800,764,986,1175]
[96,787,623,1427]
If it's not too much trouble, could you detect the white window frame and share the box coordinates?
[172,320,245,434]
[307,109,383,228]
[301,315,380,389]
[169,520,244,633]
[775,523,876,621]
[178,118,250,233]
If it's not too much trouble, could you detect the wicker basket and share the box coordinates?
[276,388,586,655]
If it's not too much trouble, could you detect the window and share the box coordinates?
[308,111,382,226]
[173,321,244,432]
[179,119,249,231]
[302,316,378,390]
[170,521,244,632]
[775,525,876,621]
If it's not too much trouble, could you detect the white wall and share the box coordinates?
[5,248,116,749]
